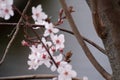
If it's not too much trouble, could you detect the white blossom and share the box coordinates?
[49,46,56,55]
[57,62,77,80]
[83,76,88,80]
[27,59,39,70]
[32,4,47,22]
[3,5,14,20]
[0,0,14,20]
[39,51,51,68]
[51,54,63,71]
[28,44,51,69]
[51,34,65,50]
[44,22,59,37]
[27,45,43,70]
[42,37,52,47]
[29,44,44,54]
[0,0,13,5]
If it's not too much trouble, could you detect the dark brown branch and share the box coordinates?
[0,0,31,65]
[86,0,107,39]
[91,0,107,39]
[0,22,106,55]
[0,74,81,80]
[59,0,111,80]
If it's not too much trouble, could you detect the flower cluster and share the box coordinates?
[0,0,14,20]
[0,1,88,79]
[27,4,77,80]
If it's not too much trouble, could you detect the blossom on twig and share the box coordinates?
[32,4,47,22]
[57,61,77,80]
[0,0,14,20]
[44,22,59,37]
[51,34,65,50]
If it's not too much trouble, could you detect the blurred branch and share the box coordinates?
[91,0,107,39]
[58,28,107,55]
[59,0,111,80]
[0,74,81,80]
[0,0,31,65]
[0,22,106,55]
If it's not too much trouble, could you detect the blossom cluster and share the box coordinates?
[27,4,77,80]
[0,1,88,79]
[0,0,14,20]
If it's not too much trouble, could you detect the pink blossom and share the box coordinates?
[0,0,14,20]
[39,52,51,68]
[51,34,65,50]
[44,22,59,37]
[83,76,88,80]
[28,44,51,69]
[57,62,77,80]
[27,60,39,70]
[42,37,52,47]
[21,40,29,46]
[49,46,56,55]
[32,4,47,22]
[51,54,63,71]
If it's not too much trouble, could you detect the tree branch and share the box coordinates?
[58,27,107,55]
[0,74,81,80]
[0,0,31,65]
[0,22,106,55]
[59,0,111,80]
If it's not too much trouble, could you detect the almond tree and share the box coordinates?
[0,0,120,80]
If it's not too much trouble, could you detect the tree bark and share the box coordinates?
[86,0,120,80]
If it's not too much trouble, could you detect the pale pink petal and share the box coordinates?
[53,28,59,33]
[7,0,13,5]
[36,5,42,12]
[59,34,65,42]
[83,76,88,80]
[58,74,64,80]
[51,64,57,72]
[44,30,49,37]
[4,14,10,20]
[32,7,36,14]
[56,54,63,61]
[44,61,51,68]
[9,9,14,16]
[70,70,77,77]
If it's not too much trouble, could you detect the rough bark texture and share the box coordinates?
[86,0,120,80]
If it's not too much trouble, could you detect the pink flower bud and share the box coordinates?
[21,40,29,46]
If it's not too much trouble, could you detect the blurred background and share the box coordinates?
[0,0,112,80]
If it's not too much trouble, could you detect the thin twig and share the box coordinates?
[0,23,24,26]
[58,28,107,55]
[7,27,16,37]
[82,36,106,54]
[0,22,106,55]
[59,0,111,80]
[0,74,81,80]
[0,0,31,65]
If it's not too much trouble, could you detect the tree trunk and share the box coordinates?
[86,0,120,80]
